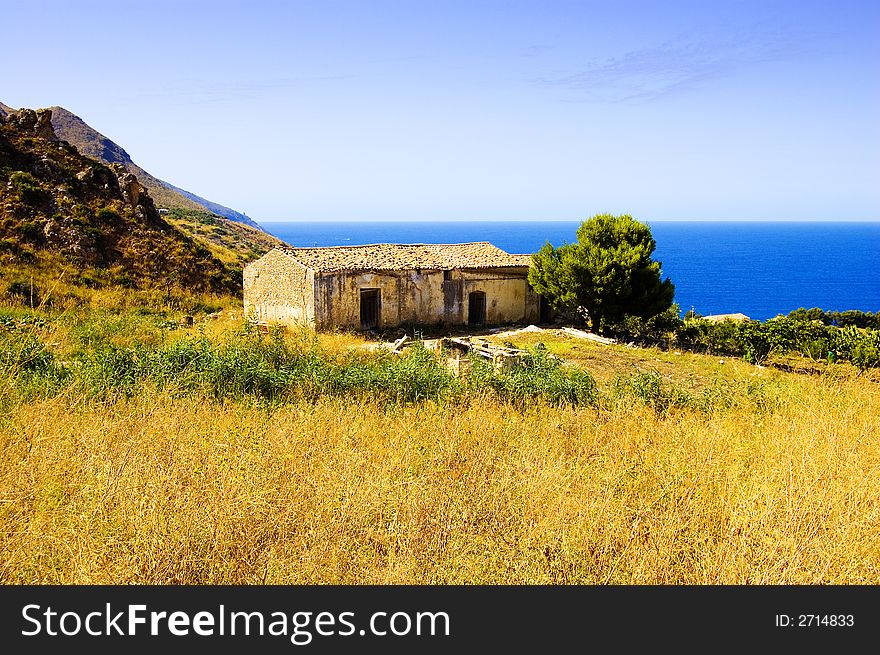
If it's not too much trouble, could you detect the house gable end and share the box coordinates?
[243,248,316,325]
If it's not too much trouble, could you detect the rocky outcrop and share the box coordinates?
[74,164,118,191]
[42,215,98,260]
[114,166,147,206]
[6,108,58,141]
[72,162,161,222]
[39,104,264,229]
[0,105,239,292]
[34,109,57,140]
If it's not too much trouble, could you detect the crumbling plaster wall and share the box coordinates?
[454,268,539,325]
[313,267,538,329]
[314,270,445,330]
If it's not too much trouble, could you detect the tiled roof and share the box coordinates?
[278,242,532,272]
[509,253,534,266]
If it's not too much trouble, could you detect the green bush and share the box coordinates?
[19,221,44,243]
[469,347,597,407]
[95,208,122,225]
[613,371,690,414]
[834,326,880,370]
[0,332,55,373]
[787,307,829,324]
[668,315,879,368]
[76,346,142,397]
[9,171,45,203]
[689,318,742,356]
[831,310,880,329]
[787,307,880,329]
[613,306,879,369]
[608,305,684,347]
[849,341,880,370]
[5,279,37,304]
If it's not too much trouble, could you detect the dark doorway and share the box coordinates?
[360,289,380,329]
[468,291,486,326]
[539,295,552,324]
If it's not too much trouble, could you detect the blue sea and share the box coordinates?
[261,221,880,321]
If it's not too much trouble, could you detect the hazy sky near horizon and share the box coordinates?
[3,0,878,222]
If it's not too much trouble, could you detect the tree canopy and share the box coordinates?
[528,213,675,333]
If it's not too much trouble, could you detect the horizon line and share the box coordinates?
[258,218,880,223]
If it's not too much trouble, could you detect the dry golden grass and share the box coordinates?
[0,258,238,316]
[1,363,878,584]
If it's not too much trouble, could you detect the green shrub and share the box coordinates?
[95,208,122,225]
[76,346,142,397]
[614,371,690,414]
[19,221,44,243]
[704,319,742,355]
[0,332,55,373]
[834,326,880,370]
[787,307,829,324]
[829,310,880,329]
[469,347,597,407]
[5,279,37,304]
[610,305,684,348]
[9,171,44,203]
[736,321,772,364]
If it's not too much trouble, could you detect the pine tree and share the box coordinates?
[528,213,675,333]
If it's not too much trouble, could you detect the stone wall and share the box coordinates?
[243,249,315,325]
[244,249,539,330]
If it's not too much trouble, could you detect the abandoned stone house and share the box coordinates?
[243,242,547,330]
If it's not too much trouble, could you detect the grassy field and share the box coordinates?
[1,309,878,584]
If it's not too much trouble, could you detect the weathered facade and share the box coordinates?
[243,242,542,330]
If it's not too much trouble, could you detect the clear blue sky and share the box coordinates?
[3,0,878,222]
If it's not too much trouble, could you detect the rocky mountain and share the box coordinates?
[38,104,262,230]
[0,107,240,294]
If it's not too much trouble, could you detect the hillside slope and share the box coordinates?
[43,104,262,230]
[161,207,286,271]
[0,107,239,295]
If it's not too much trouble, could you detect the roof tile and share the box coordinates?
[278,242,531,272]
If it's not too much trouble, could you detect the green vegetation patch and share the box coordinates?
[0,323,600,409]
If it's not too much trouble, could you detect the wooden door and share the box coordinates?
[360,289,380,329]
